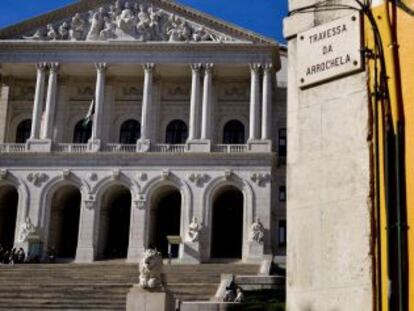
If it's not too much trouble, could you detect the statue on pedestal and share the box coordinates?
[187,217,202,242]
[249,217,265,244]
[17,217,37,243]
[139,249,163,289]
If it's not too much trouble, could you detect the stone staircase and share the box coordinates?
[0,262,258,310]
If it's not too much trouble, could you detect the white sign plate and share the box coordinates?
[297,13,363,88]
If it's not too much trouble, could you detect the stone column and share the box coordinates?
[0,79,11,143]
[127,199,146,262]
[29,63,47,140]
[188,64,202,141]
[249,63,261,141]
[261,64,272,140]
[89,62,106,151]
[138,63,155,152]
[75,199,96,263]
[41,62,59,140]
[200,64,214,140]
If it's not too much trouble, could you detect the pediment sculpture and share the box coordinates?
[22,0,238,43]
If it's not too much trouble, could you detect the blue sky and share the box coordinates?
[0,0,287,42]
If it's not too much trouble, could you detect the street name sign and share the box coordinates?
[297,13,363,88]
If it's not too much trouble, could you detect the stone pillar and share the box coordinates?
[89,62,107,151]
[75,199,96,263]
[261,64,272,140]
[41,62,59,140]
[0,79,11,143]
[138,63,155,152]
[29,63,47,140]
[248,64,261,141]
[201,64,213,140]
[127,199,146,262]
[188,64,202,141]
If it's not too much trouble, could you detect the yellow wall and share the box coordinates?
[368,3,414,310]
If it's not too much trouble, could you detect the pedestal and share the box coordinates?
[246,241,264,263]
[247,140,272,152]
[87,139,101,152]
[75,247,95,263]
[26,139,52,152]
[18,235,43,261]
[137,139,151,152]
[181,241,201,264]
[187,140,211,152]
[126,285,175,311]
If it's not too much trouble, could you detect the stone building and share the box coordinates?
[0,0,286,265]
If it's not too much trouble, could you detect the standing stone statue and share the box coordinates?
[139,249,163,289]
[17,217,37,243]
[249,217,265,244]
[87,7,105,41]
[187,217,202,242]
[70,13,86,40]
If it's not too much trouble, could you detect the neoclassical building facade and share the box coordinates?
[0,0,286,264]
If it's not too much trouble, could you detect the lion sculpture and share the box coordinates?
[139,248,163,289]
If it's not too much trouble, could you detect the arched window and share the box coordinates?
[166,120,188,144]
[73,120,92,143]
[15,119,32,143]
[119,119,141,144]
[223,120,245,144]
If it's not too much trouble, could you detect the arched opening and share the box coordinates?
[98,185,131,259]
[149,186,181,258]
[15,119,32,143]
[119,119,141,144]
[211,186,243,259]
[73,120,92,143]
[166,120,188,144]
[48,185,81,259]
[0,185,18,250]
[223,120,245,144]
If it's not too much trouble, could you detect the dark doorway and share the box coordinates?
[49,186,81,258]
[73,120,92,143]
[0,186,18,250]
[166,120,188,144]
[15,119,32,143]
[223,120,245,144]
[102,187,131,259]
[151,188,181,258]
[119,119,141,144]
[211,187,243,259]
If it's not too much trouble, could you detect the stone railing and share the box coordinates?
[53,143,88,153]
[0,143,27,153]
[213,144,248,153]
[102,144,136,153]
[152,144,187,153]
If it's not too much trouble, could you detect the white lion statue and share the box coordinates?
[139,249,163,289]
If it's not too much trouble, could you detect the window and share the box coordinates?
[73,120,92,143]
[119,119,141,144]
[278,220,286,247]
[15,119,32,143]
[223,120,245,144]
[166,120,188,144]
[278,128,287,156]
[279,185,286,202]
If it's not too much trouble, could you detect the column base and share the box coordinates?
[127,246,145,263]
[247,139,272,152]
[187,139,211,152]
[75,247,95,263]
[244,241,265,264]
[87,139,101,152]
[137,139,151,152]
[26,139,52,152]
[180,241,201,264]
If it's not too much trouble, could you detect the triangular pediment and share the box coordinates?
[0,0,275,44]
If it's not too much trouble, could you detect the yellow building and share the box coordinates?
[368,1,413,310]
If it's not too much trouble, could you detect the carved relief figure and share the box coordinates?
[249,217,265,244]
[139,248,163,289]
[46,24,58,40]
[100,16,117,40]
[117,2,136,35]
[188,217,202,242]
[58,22,70,40]
[70,13,86,40]
[17,217,37,243]
[87,7,105,41]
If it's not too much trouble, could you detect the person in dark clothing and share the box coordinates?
[16,248,25,264]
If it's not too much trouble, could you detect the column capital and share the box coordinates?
[95,62,107,72]
[143,63,155,72]
[191,63,203,72]
[204,63,214,73]
[263,63,273,73]
[250,63,262,73]
[36,62,48,72]
[48,62,60,73]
